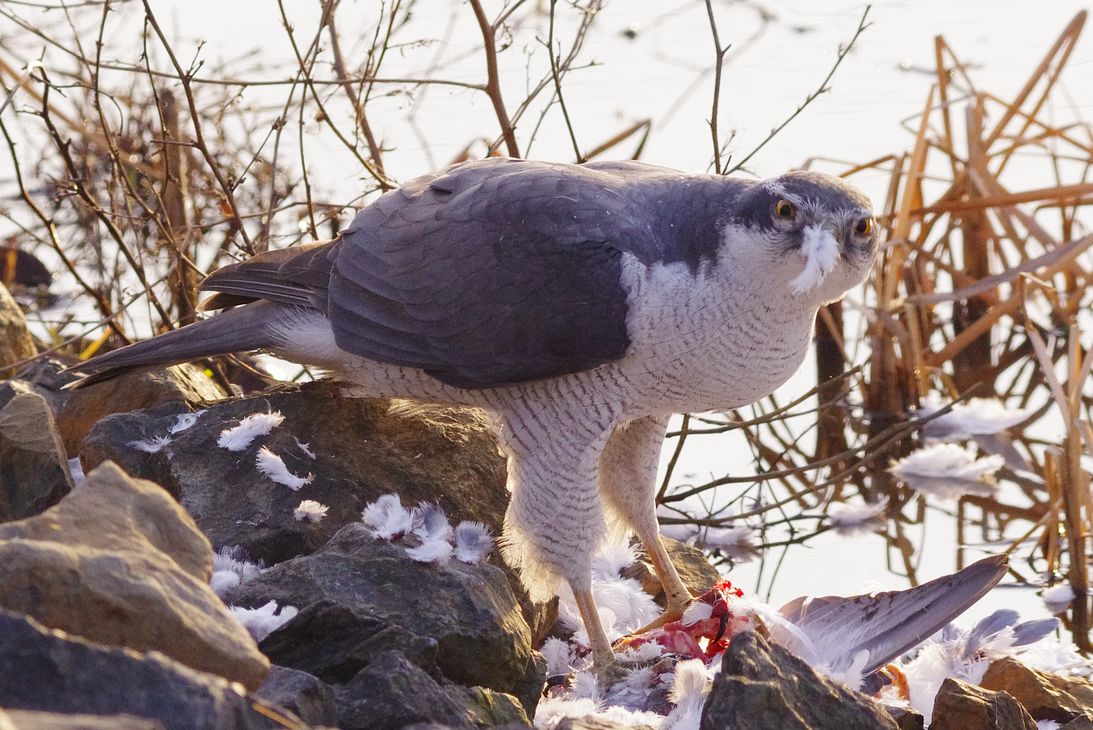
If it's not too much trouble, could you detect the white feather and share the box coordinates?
[293,499,328,523]
[405,538,454,564]
[210,545,264,598]
[680,601,714,626]
[698,524,752,547]
[1042,584,1076,613]
[827,499,887,536]
[454,520,493,563]
[361,494,414,541]
[255,446,313,491]
[210,570,240,597]
[295,439,316,459]
[890,444,1003,500]
[664,659,711,730]
[230,600,298,642]
[168,409,205,434]
[67,457,85,486]
[217,411,284,451]
[614,641,665,664]
[413,503,454,543]
[127,435,171,453]
[591,540,640,580]
[540,636,574,676]
[917,393,1031,441]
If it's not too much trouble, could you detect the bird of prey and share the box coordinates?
[72,157,880,672]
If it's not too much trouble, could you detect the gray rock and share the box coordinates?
[254,665,337,727]
[930,677,1036,730]
[556,718,655,730]
[0,709,164,729]
[334,651,474,730]
[0,281,36,377]
[258,598,440,684]
[0,391,72,521]
[59,362,226,456]
[334,651,527,730]
[0,461,268,689]
[888,705,926,730]
[233,522,533,699]
[80,381,508,566]
[0,609,278,730]
[700,631,898,730]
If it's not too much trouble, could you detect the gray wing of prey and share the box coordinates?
[203,158,747,389]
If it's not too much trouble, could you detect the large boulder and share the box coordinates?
[0,357,227,455]
[930,677,1036,730]
[980,657,1093,724]
[0,281,36,377]
[254,665,338,727]
[80,381,509,566]
[0,709,164,729]
[58,362,227,454]
[0,461,268,689]
[0,609,278,730]
[332,650,527,730]
[230,522,534,702]
[0,390,72,521]
[700,631,898,730]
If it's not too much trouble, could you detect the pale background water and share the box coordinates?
[3,0,1092,622]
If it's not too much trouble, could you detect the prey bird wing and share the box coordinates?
[771,554,1007,677]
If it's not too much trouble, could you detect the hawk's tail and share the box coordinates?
[65,301,282,388]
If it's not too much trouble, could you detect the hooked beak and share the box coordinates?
[789,222,841,296]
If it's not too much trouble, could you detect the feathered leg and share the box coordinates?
[497,402,619,671]
[599,416,694,632]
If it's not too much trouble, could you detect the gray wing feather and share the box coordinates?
[326,158,746,388]
[775,554,1007,676]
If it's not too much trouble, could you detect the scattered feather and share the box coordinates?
[295,439,316,459]
[230,601,298,642]
[1043,584,1076,613]
[217,411,284,451]
[657,505,699,542]
[890,444,1003,500]
[454,520,493,563]
[210,570,240,597]
[127,435,172,454]
[168,410,205,434]
[663,659,710,730]
[592,541,641,580]
[827,499,887,536]
[210,545,264,599]
[790,225,840,295]
[67,457,85,486]
[293,499,329,523]
[540,636,574,676]
[413,503,454,543]
[405,538,454,564]
[255,446,313,491]
[680,601,714,626]
[361,494,414,541]
[534,696,663,728]
[658,523,699,542]
[917,393,1031,441]
[696,524,758,562]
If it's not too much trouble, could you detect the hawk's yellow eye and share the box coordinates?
[774,199,796,219]
[855,217,874,236]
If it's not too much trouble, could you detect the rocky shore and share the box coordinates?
[0,286,1091,730]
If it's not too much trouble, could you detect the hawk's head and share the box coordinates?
[721,170,879,303]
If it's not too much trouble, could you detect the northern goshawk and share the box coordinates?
[72,158,880,671]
